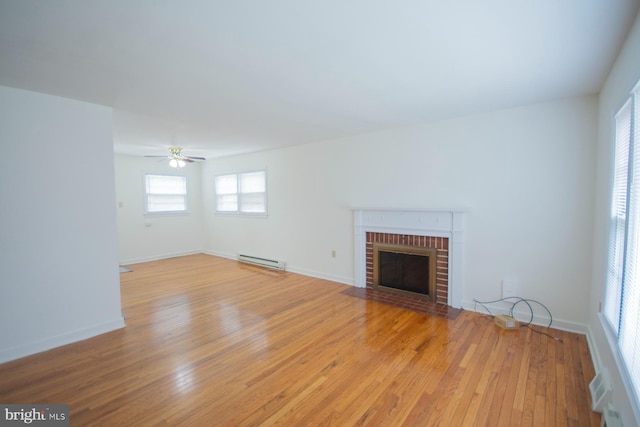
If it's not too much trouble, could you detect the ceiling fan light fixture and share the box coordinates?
[169,159,186,168]
[145,146,204,167]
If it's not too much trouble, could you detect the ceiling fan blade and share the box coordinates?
[144,149,204,164]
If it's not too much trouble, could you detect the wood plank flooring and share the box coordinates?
[0,254,600,426]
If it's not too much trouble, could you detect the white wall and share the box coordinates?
[203,95,597,331]
[589,10,640,427]
[0,86,124,363]
[115,154,204,264]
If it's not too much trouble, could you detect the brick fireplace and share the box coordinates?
[353,208,465,308]
[367,232,449,304]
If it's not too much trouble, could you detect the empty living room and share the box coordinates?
[1,1,640,426]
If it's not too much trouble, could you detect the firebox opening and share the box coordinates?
[379,251,429,295]
[372,243,437,301]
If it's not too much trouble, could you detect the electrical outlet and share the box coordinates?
[331,250,336,258]
[502,278,518,298]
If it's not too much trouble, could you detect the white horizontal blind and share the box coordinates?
[215,170,266,214]
[145,174,187,213]
[620,90,640,403]
[239,171,266,213]
[215,174,238,212]
[605,83,640,406]
[605,99,632,334]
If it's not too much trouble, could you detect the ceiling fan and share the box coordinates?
[145,147,206,168]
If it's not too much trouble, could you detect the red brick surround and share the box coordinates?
[366,232,449,304]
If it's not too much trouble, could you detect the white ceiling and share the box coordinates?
[0,1,638,159]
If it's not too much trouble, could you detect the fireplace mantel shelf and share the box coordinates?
[350,206,467,214]
[353,208,465,308]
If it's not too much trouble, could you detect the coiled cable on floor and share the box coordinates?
[473,297,562,342]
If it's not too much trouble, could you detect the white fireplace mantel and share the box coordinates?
[353,208,465,308]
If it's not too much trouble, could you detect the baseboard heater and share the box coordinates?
[237,254,286,271]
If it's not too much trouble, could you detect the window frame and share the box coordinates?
[143,173,189,216]
[603,79,640,416]
[214,169,267,216]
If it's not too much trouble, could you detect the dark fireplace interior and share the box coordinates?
[378,251,429,295]
[372,242,437,301]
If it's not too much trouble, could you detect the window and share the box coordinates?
[215,170,266,214]
[144,174,187,214]
[605,81,640,404]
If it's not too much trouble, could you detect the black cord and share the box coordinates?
[510,298,553,328]
[524,324,563,342]
[473,296,562,342]
[474,296,534,324]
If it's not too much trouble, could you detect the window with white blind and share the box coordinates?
[215,170,266,215]
[605,80,640,404]
[144,174,188,214]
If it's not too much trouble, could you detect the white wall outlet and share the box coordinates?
[502,278,518,298]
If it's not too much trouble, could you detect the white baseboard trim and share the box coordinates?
[203,250,354,286]
[0,317,125,364]
[285,266,354,287]
[119,250,204,266]
[462,299,588,335]
[203,249,236,260]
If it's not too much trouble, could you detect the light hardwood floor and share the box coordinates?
[0,254,599,426]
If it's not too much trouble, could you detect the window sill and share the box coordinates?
[144,211,190,217]
[214,211,268,218]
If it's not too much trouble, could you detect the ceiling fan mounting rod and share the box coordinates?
[168,146,184,159]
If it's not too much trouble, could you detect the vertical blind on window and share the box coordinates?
[145,174,187,213]
[605,85,640,405]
